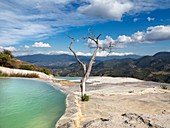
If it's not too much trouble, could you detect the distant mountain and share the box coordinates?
[16,54,77,67]
[16,52,170,83]
[55,52,170,83]
[98,52,170,83]
[16,54,141,67]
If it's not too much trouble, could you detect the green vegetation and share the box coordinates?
[0,50,14,67]
[0,71,8,77]
[81,94,89,101]
[19,65,50,75]
[10,73,39,78]
[3,49,13,58]
[0,71,39,78]
[19,65,33,70]
[0,50,52,76]
[40,68,50,75]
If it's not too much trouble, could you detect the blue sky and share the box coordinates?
[0,0,170,56]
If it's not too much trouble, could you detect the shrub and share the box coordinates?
[81,94,89,101]
[160,85,168,90]
[9,73,39,78]
[40,68,50,75]
[19,65,33,70]
[0,71,9,77]
[3,49,13,58]
[0,72,39,78]
[0,53,11,66]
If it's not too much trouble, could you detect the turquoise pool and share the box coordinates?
[55,76,81,81]
[0,78,66,128]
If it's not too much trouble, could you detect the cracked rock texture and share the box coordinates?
[56,77,170,128]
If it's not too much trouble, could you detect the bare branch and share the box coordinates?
[66,34,74,41]
[85,34,101,79]
[109,42,112,53]
[85,46,99,79]
[89,34,102,45]
[89,36,97,44]
[96,34,102,40]
[67,34,87,75]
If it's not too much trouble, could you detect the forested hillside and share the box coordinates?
[15,52,170,83]
[0,50,50,75]
[55,52,170,83]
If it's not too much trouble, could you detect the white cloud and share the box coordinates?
[117,25,170,44]
[0,0,170,46]
[0,1,98,45]
[24,45,30,48]
[48,50,70,55]
[78,0,133,21]
[14,49,134,57]
[4,46,17,52]
[119,25,170,44]
[129,0,170,14]
[78,0,170,20]
[99,36,116,47]
[32,42,51,48]
[117,35,132,44]
[96,51,109,56]
[115,31,142,45]
[0,46,17,52]
[145,25,170,41]
[88,36,116,48]
[147,17,155,22]
[76,52,92,56]
[76,51,134,56]
[88,35,129,49]
[108,52,134,56]
[88,25,170,49]
[132,31,144,41]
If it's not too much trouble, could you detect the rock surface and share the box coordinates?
[0,66,52,80]
[57,76,170,128]
[56,94,82,128]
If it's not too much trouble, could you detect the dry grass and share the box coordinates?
[0,71,39,78]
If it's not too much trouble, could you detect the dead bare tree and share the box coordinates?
[67,33,111,97]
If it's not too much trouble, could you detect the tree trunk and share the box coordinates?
[81,78,86,96]
[67,33,101,97]
[81,76,87,96]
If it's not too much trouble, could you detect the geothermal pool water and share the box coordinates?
[0,78,66,128]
